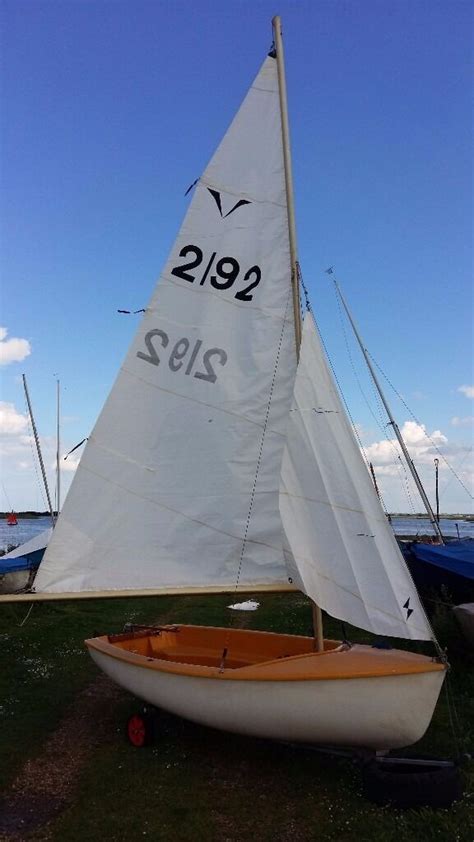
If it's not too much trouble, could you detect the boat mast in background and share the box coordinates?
[332,279,445,544]
[22,374,56,526]
[434,458,440,524]
[273,15,324,650]
[56,378,61,514]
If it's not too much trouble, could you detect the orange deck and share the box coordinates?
[85,624,445,682]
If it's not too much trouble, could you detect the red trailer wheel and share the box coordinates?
[126,712,154,747]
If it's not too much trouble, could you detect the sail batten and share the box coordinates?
[280,314,433,641]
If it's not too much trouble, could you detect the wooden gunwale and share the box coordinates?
[85,624,445,682]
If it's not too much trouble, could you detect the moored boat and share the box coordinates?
[0,528,52,594]
[403,539,474,604]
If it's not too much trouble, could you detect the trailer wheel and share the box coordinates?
[126,710,155,748]
[361,756,463,809]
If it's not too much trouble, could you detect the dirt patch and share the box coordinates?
[0,674,122,841]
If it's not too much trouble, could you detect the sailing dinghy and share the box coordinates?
[12,18,446,751]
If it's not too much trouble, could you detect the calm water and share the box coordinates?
[390,516,473,539]
[1,514,472,554]
[0,517,53,553]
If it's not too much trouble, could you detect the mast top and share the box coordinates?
[271,14,302,357]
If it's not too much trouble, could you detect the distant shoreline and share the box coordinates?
[0,512,57,519]
[1,511,473,521]
[389,513,473,521]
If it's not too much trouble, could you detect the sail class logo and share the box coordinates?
[403,598,414,620]
[207,188,252,218]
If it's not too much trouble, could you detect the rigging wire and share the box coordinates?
[1,482,14,512]
[297,264,403,521]
[329,275,417,515]
[367,352,473,502]
[299,265,375,474]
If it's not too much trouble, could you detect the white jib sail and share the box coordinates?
[35,56,298,594]
[280,313,433,640]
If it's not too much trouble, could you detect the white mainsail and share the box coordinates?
[35,56,298,594]
[34,48,432,645]
[280,313,433,640]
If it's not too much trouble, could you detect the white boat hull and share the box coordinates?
[453,603,474,647]
[0,569,32,594]
[89,646,445,751]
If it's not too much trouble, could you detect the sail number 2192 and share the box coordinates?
[171,244,261,302]
[137,329,227,385]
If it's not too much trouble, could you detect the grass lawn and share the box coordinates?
[0,593,473,841]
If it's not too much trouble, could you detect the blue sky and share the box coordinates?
[1,0,472,514]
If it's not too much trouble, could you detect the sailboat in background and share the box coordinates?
[0,376,57,593]
[5,18,447,751]
[6,512,18,526]
[0,527,53,595]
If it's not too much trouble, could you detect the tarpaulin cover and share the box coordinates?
[410,540,474,580]
[0,549,45,574]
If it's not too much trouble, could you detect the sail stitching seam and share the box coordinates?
[250,84,277,94]
[70,460,290,556]
[280,489,393,522]
[158,275,294,319]
[120,366,288,435]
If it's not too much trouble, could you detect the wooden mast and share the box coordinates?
[272,16,324,651]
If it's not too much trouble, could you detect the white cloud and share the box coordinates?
[361,419,474,512]
[451,416,474,428]
[0,402,28,435]
[61,456,80,473]
[1,412,80,511]
[363,420,448,477]
[0,327,31,366]
[48,452,81,474]
[458,385,474,399]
